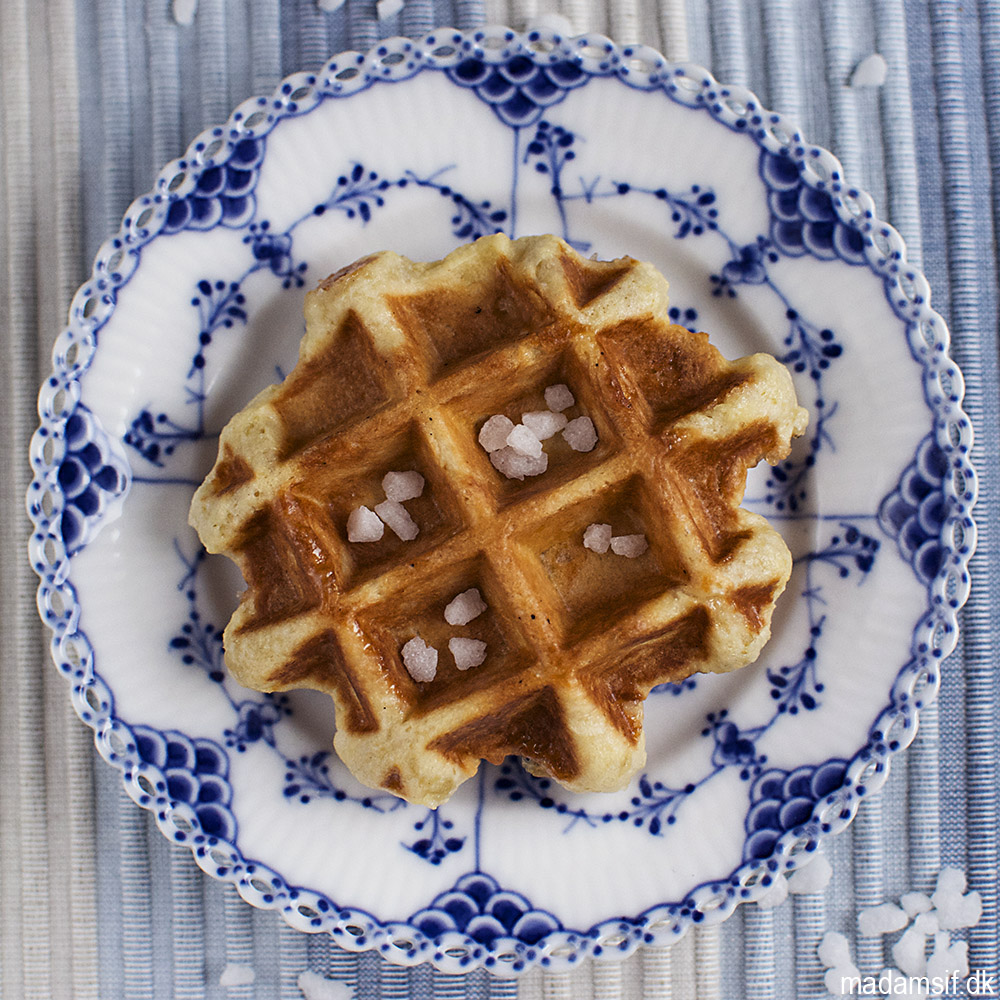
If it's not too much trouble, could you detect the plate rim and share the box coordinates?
[25,25,977,977]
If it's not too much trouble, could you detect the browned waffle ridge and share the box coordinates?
[189,234,808,807]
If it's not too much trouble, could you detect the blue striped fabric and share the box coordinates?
[18,1,993,997]
[707,0,749,88]
[920,0,1000,981]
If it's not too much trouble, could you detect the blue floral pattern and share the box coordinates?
[759,150,867,265]
[282,752,406,812]
[411,872,561,945]
[131,725,238,842]
[56,404,129,555]
[878,434,951,585]
[448,51,587,126]
[743,760,850,862]
[162,137,264,235]
[26,29,975,975]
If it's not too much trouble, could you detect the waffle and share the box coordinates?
[189,234,808,807]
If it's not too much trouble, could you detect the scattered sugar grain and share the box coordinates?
[850,53,888,88]
[491,446,548,480]
[219,964,255,987]
[953,939,971,978]
[787,853,832,894]
[818,931,852,969]
[892,928,928,977]
[347,505,384,542]
[825,965,862,997]
[527,12,573,36]
[316,0,346,10]
[376,0,403,17]
[383,470,424,502]
[445,588,487,626]
[583,523,612,554]
[401,637,437,682]
[912,911,940,936]
[927,936,968,981]
[479,414,514,452]
[375,499,419,540]
[755,875,788,910]
[858,902,908,937]
[611,534,648,558]
[507,423,543,458]
[545,383,574,411]
[563,415,598,452]
[932,868,982,930]
[297,970,354,1000]
[921,933,944,978]
[522,410,568,440]
[172,0,198,25]
[491,447,523,480]
[449,637,487,670]
[934,867,967,897]
[934,889,982,931]
[512,450,548,477]
[901,892,933,917]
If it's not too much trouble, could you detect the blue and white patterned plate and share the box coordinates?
[27,28,976,976]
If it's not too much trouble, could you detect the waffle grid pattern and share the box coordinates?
[191,234,806,806]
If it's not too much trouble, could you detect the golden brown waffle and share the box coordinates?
[189,234,808,807]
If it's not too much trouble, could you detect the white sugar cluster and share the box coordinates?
[401,587,489,682]
[755,852,833,911]
[445,587,487,625]
[479,383,598,481]
[172,0,198,25]
[218,964,255,987]
[817,867,982,996]
[400,637,437,682]
[817,932,862,997]
[297,969,354,1000]
[583,522,649,559]
[857,902,910,937]
[347,470,425,543]
[449,637,487,671]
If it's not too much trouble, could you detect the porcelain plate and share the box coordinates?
[27,27,976,976]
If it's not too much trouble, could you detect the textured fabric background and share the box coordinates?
[1,1,997,998]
